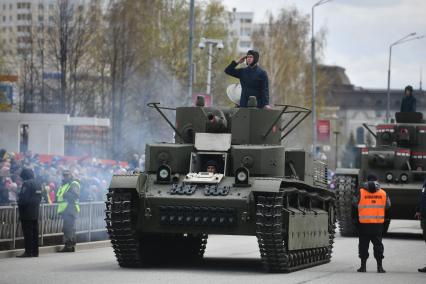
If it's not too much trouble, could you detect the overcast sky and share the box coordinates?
[223,0,426,90]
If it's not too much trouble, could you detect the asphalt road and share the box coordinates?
[0,220,425,284]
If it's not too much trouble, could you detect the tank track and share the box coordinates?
[334,175,358,237]
[106,188,208,267]
[105,188,143,267]
[256,189,335,272]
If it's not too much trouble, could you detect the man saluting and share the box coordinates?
[224,50,270,108]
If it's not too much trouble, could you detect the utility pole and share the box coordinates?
[187,0,195,105]
[386,33,425,122]
[311,0,332,156]
[198,38,224,106]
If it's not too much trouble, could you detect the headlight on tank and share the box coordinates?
[234,167,250,187]
[400,173,408,183]
[385,173,393,182]
[156,164,171,184]
[237,171,247,182]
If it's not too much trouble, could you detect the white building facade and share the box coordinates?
[0,112,109,155]
[227,8,254,54]
[0,0,96,65]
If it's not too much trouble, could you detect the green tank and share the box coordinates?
[334,112,425,236]
[105,96,336,272]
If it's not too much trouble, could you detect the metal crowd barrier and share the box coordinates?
[0,201,106,249]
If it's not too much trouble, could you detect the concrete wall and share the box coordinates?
[0,119,20,152]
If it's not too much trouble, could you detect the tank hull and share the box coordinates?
[106,173,336,272]
[138,194,255,235]
[382,184,421,220]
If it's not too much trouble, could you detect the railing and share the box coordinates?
[0,201,106,249]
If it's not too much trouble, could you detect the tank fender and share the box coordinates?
[251,177,282,193]
[108,173,148,196]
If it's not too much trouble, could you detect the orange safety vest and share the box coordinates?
[358,188,387,224]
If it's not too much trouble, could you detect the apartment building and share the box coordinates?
[227,8,254,54]
[0,0,96,61]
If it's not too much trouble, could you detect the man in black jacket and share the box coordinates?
[224,50,269,108]
[400,85,417,112]
[415,179,426,272]
[17,168,42,257]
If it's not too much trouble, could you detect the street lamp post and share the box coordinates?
[311,0,332,156]
[187,0,195,105]
[333,130,340,169]
[386,33,425,122]
[199,37,224,106]
[207,43,213,98]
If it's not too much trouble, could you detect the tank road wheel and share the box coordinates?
[334,175,358,237]
[256,192,288,272]
[105,188,142,268]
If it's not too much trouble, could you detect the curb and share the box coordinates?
[0,240,111,259]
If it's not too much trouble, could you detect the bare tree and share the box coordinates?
[251,8,328,150]
[45,0,94,114]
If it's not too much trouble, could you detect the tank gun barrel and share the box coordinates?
[206,112,228,133]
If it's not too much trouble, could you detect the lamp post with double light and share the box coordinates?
[386,33,425,122]
[198,37,224,106]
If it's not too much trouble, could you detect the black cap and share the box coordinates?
[20,168,34,180]
[205,160,218,168]
[405,85,413,94]
[366,174,378,181]
[247,50,259,66]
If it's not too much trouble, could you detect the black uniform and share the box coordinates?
[17,168,42,257]
[0,177,10,205]
[353,188,391,261]
[352,176,391,273]
[224,50,269,108]
[400,85,417,112]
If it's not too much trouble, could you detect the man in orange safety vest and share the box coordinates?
[352,174,391,273]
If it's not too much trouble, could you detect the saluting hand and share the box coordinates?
[237,56,246,64]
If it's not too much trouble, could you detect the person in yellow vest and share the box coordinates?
[57,169,80,252]
[352,174,391,273]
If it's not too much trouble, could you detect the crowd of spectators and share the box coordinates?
[0,148,136,206]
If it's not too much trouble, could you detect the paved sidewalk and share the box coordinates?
[0,240,111,259]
